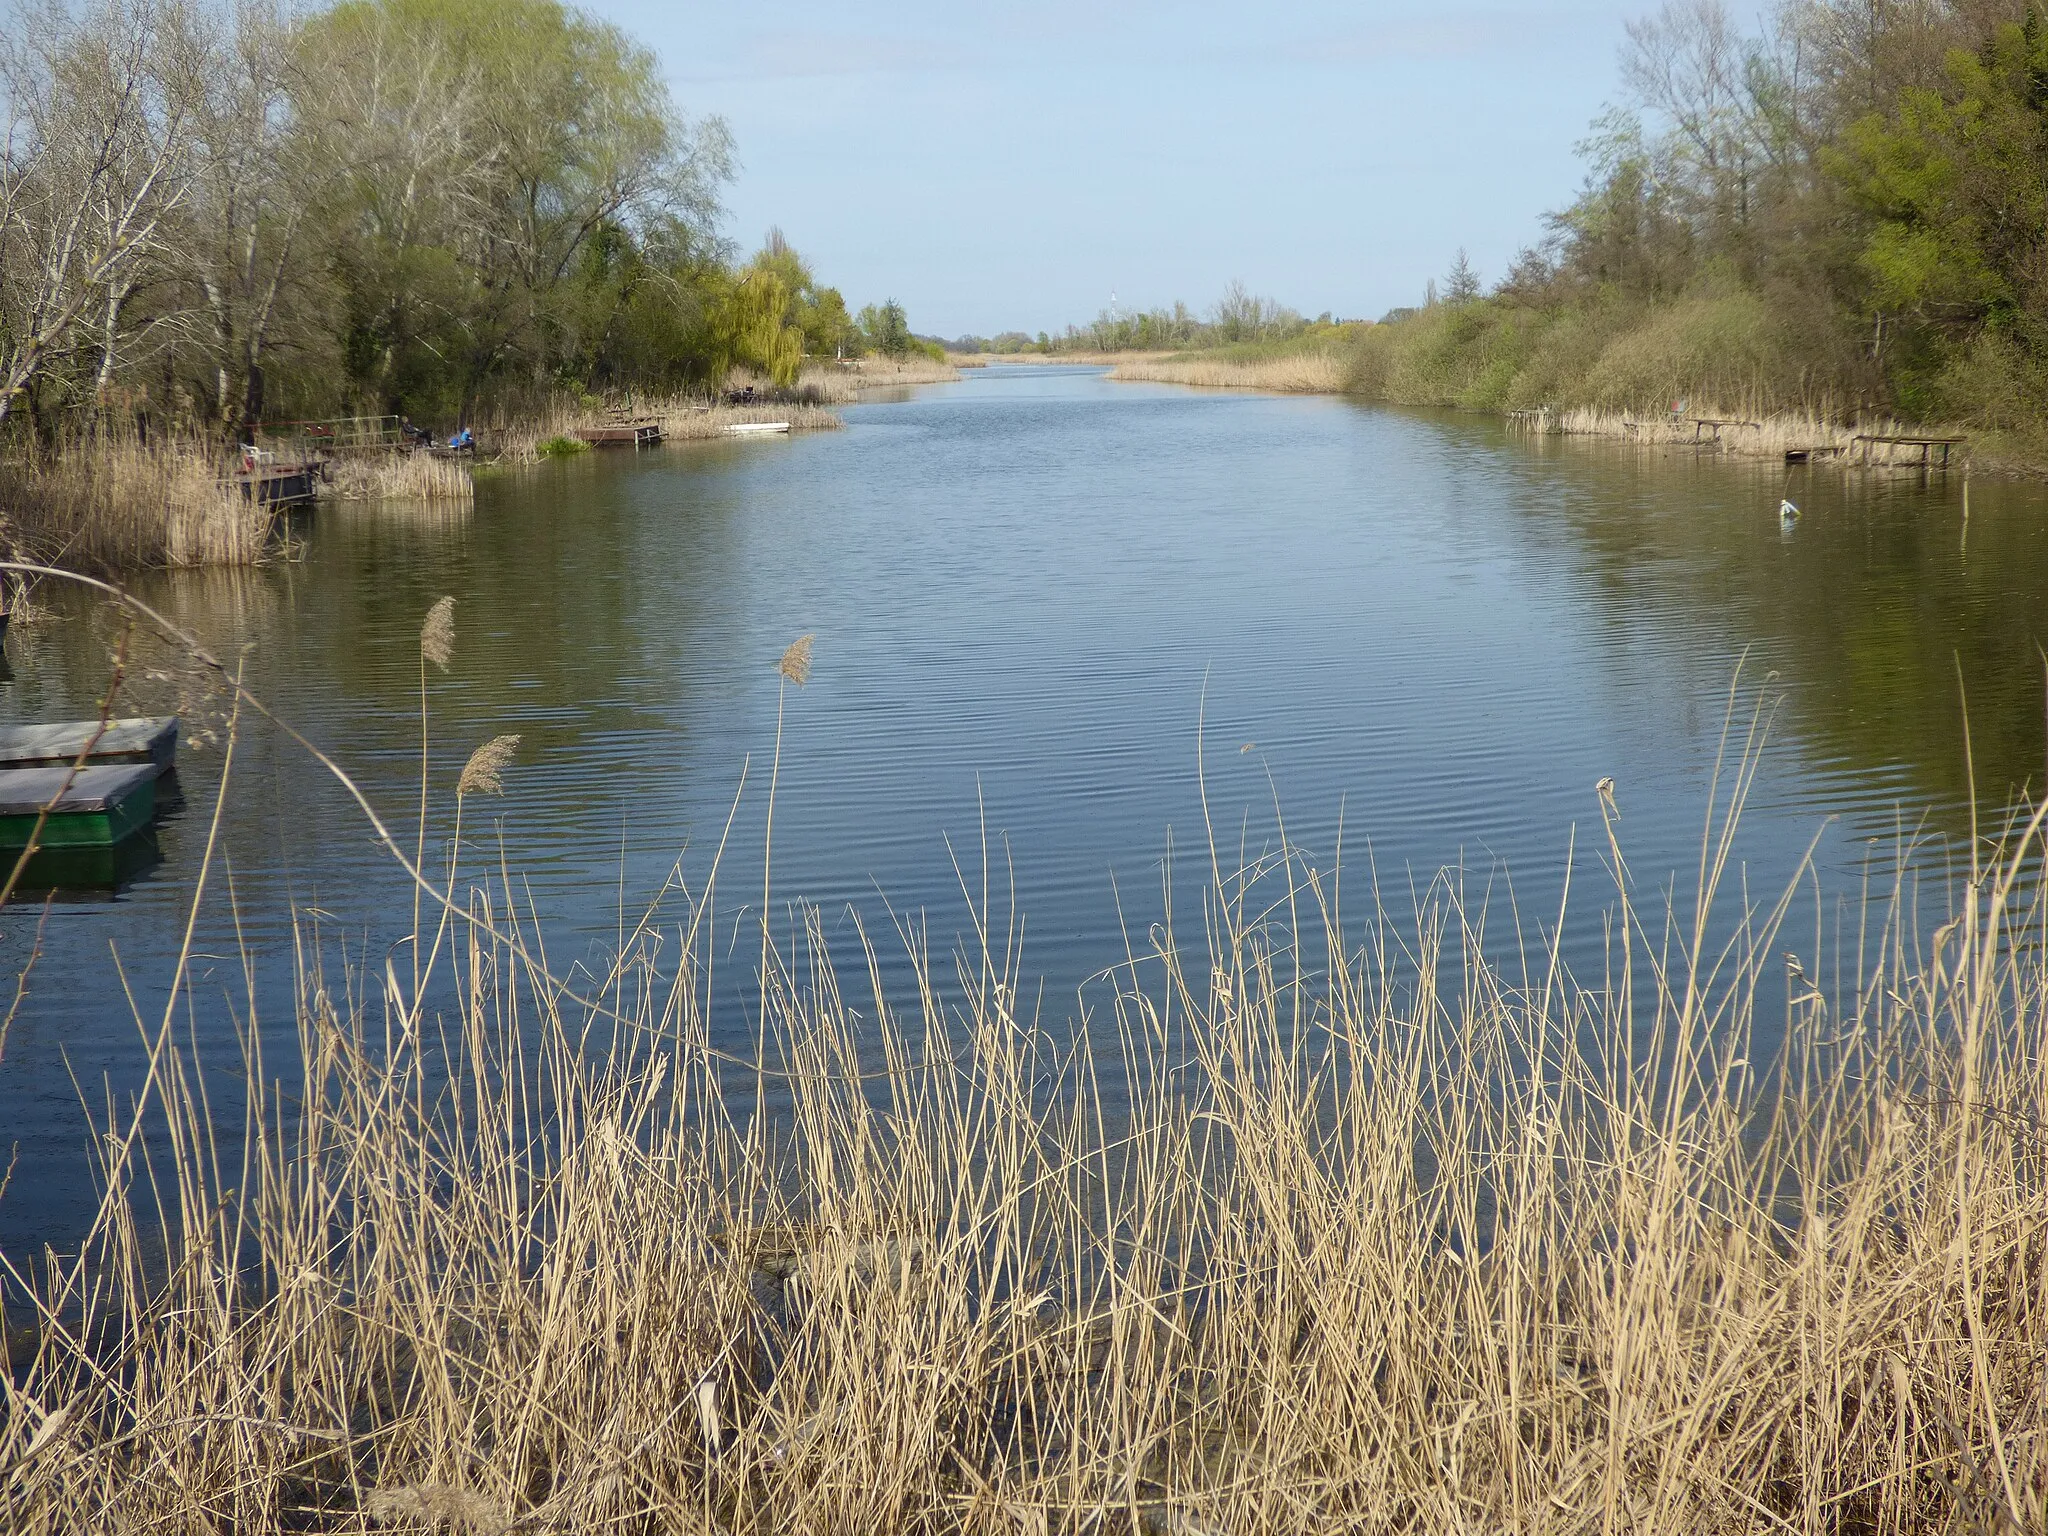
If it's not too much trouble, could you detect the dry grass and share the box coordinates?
[495,397,844,463]
[2,663,2047,1533]
[1110,351,1351,393]
[0,438,275,571]
[1548,407,1907,463]
[322,452,475,502]
[797,356,962,402]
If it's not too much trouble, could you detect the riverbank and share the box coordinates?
[1109,349,1349,393]
[0,439,275,573]
[4,741,2042,1533]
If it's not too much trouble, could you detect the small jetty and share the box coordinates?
[0,716,179,776]
[234,457,320,506]
[1689,416,1759,444]
[1853,432,1965,470]
[575,422,663,448]
[0,765,158,849]
[723,421,791,437]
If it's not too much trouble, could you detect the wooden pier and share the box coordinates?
[1852,433,1965,469]
[1690,416,1759,443]
[234,457,319,505]
[575,422,663,448]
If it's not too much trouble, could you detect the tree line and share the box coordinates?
[0,0,926,448]
[1383,0,2048,430]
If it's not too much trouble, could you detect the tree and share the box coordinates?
[1445,249,1482,303]
[1830,12,2048,414]
[857,299,912,357]
[0,0,191,434]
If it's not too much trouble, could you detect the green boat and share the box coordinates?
[0,765,158,849]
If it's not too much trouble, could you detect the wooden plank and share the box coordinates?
[0,716,178,775]
[0,765,158,848]
[575,424,663,447]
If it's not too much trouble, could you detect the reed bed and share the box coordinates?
[1109,351,1351,393]
[1,615,2045,1534]
[321,453,475,503]
[0,439,275,571]
[1550,407,1888,463]
[797,356,962,402]
[494,397,844,464]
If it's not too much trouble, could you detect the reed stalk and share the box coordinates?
[0,612,2044,1535]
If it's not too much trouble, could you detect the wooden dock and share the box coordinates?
[0,764,158,849]
[0,716,178,776]
[1691,416,1759,443]
[1852,433,1965,469]
[234,458,319,505]
[575,423,663,448]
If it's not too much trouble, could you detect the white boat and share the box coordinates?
[723,421,791,436]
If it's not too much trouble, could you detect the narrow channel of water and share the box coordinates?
[2,364,2044,1253]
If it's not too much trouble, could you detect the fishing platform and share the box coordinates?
[1851,433,1966,470]
[575,422,664,447]
[0,716,179,853]
[234,456,320,506]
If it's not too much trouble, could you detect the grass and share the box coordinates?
[1,605,2045,1533]
[797,356,962,402]
[322,453,477,500]
[1109,350,1350,393]
[496,395,846,464]
[0,438,277,572]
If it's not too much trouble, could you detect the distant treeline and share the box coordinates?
[0,0,931,445]
[1346,0,2048,445]
[950,282,1367,355]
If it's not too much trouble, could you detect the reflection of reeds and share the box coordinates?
[1108,351,1349,392]
[6,669,2047,1532]
[0,438,273,570]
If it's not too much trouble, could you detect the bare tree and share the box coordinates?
[156,0,312,436]
[0,0,189,434]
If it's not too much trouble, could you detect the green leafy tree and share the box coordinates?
[856,298,912,357]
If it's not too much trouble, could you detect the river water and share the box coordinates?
[2,364,2045,1254]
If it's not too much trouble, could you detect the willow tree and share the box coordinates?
[299,0,731,417]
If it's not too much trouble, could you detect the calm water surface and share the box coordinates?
[3,365,2046,1251]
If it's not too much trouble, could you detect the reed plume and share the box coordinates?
[457,734,520,798]
[779,633,814,686]
[420,596,456,671]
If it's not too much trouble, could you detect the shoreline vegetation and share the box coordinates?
[2,611,2044,1533]
[0,358,970,574]
[992,0,2048,476]
[0,0,958,575]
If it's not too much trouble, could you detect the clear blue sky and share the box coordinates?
[602,1,1646,338]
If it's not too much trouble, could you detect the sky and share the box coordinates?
[600,1,1650,339]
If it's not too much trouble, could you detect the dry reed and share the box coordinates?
[495,398,845,463]
[1,665,2045,1535]
[1550,407,1891,463]
[1110,351,1351,393]
[0,438,274,571]
[322,452,475,502]
[797,355,961,402]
